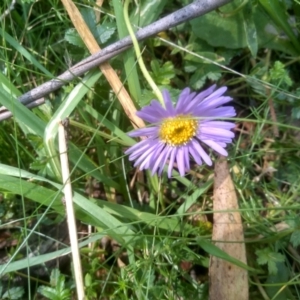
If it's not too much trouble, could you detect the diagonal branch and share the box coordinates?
[0,0,232,121]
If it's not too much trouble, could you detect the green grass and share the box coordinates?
[0,0,300,299]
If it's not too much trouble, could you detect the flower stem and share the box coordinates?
[123,0,165,107]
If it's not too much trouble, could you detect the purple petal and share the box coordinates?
[162,90,176,117]
[214,141,227,148]
[196,96,233,112]
[176,147,185,176]
[128,127,159,137]
[191,140,212,166]
[146,142,165,170]
[202,86,227,103]
[175,88,194,113]
[194,105,235,119]
[183,146,190,173]
[133,144,157,167]
[201,106,236,118]
[136,111,161,123]
[125,139,150,156]
[157,146,173,175]
[188,142,202,165]
[192,84,217,105]
[201,140,228,156]
[151,145,168,174]
[139,100,166,118]
[168,147,177,177]
[199,126,235,139]
[201,121,236,130]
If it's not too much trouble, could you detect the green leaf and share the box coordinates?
[189,65,222,90]
[81,7,115,44]
[85,273,92,287]
[259,0,300,53]
[242,2,258,57]
[0,87,45,137]
[265,262,294,300]
[64,8,115,49]
[64,28,85,48]
[290,230,300,247]
[37,286,59,300]
[96,24,116,44]
[50,268,62,287]
[150,61,176,85]
[269,61,293,87]
[198,239,258,273]
[190,0,298,55]
[2,287,24,299]
[256,248,285,274]
[130,0,169,27]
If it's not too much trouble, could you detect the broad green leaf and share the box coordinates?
[265,262,294,300]
[256,247,285,274]
[150,61,176,85]
[96,24,116,44]
[64,9,116,48]
[190,1,298,55]
[85,273,92,287]
[130,0,169,27]
[198,239,258,273]
[269,61,293,87]
[242,2,258,57]
[259,0,300,53]
[290,230,300,247]
[37,287,59,300]
[50,268,62,286]
[64,28,85,48]
[2,287,24,300]
[81,7,115,44]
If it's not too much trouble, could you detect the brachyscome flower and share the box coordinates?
[125,85,236,177]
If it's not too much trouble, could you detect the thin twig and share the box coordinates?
[0,0,232,121]
[0,98,45,120]
[0,0,17,21]
[60,0,144,128]
[58,122,85,300]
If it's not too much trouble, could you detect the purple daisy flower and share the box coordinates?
[125,85,236,177]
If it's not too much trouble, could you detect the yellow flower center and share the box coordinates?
[159,115,198,146]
